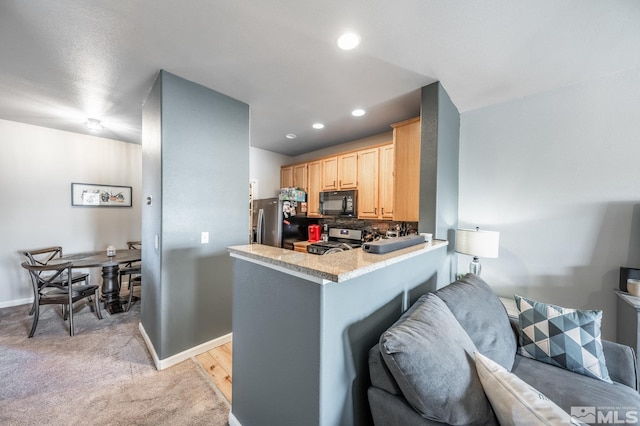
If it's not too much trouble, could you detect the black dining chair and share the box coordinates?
[119,241,141,311]
[21,261,103,337]
[23,247,92,315]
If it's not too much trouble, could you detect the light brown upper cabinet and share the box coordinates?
[280,163,308,191]
[292,163,308,192]
[357,147,380,219]
[338,152,358,189]
[281,165,293,189]
[322,153,358,190]
[392,117,421,222]
[321,156,338,190]
[357,143,394,220]
[379,144,394,219]
[306,160,322,217]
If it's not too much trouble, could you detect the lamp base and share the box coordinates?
[469,257,482,276]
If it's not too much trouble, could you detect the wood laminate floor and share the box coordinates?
[196,342,233,403]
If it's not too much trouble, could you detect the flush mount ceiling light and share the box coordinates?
[337,32,361,50]
[85,118,103,132]
[285,133,297,139]
[312,123,325,129]
[352,109,366,117]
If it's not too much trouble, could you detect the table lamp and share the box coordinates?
[455,227,500,276]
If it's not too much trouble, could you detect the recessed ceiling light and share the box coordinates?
[337,32,361,50]
[352,109,366,117]
[286,133,297,139]
[312,123,325,129]
[85,118,103,132]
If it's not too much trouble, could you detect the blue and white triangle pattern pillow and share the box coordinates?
[514,295,612,383]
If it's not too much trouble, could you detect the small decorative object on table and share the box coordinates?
[106,245,116,257]
[627,279,640,297]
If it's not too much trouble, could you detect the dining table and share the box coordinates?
[50,248,141,314]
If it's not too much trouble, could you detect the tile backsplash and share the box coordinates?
[318,217,418,239]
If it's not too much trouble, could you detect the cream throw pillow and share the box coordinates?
[475,352,584,426]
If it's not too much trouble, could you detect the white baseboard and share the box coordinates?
[228,412,242,426]
[138,322,232,371]
[0,297,32,309]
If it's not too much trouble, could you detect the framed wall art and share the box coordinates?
[71,183,133,207]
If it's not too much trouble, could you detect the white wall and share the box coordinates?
[459,68,640,340]
[250,147,291,199]
[0,119,142,307]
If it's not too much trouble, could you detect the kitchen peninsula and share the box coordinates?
[228,239,451,426]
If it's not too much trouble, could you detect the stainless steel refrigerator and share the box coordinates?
[251,198,318,249]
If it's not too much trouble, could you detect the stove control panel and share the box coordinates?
[328,228,363,241]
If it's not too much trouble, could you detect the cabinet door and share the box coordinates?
[357,148,379,219]
[338,152,358,189]
[392,117,420,221]
[281,166,293,188]
[379,144,394,219]
[292,163,308,192]
[321,156,338,190]
[307,160,322,217]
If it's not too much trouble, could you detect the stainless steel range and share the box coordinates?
[307,228,363,255]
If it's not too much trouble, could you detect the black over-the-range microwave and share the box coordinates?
[319,190,357,217]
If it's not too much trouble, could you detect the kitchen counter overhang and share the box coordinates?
[228,239,448,284]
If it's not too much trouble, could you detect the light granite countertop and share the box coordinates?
[228,239,448,284]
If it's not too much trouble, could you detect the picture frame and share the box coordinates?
[71,183,132,207]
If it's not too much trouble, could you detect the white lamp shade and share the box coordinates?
[455,228,500,258]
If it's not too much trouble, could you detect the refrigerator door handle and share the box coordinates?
[257,208,265,244]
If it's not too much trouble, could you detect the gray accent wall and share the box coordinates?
[419,82,460,240]
[142,70,249,360]
[141,73,163,349]
[419,82,460,281]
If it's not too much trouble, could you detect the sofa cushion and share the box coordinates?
[514,295,611,383]
[379,292,497,425]
[512,354,640,416]
[436,273,516,370]
[475,352,580,426]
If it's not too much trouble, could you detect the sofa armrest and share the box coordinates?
[602,340,638,391]
[368,345,402,396]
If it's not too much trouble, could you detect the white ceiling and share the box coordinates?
[1,1,638,156]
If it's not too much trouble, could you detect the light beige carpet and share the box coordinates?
[0,301,230,425]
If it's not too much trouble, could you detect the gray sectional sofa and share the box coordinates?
[368,274,640,425]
